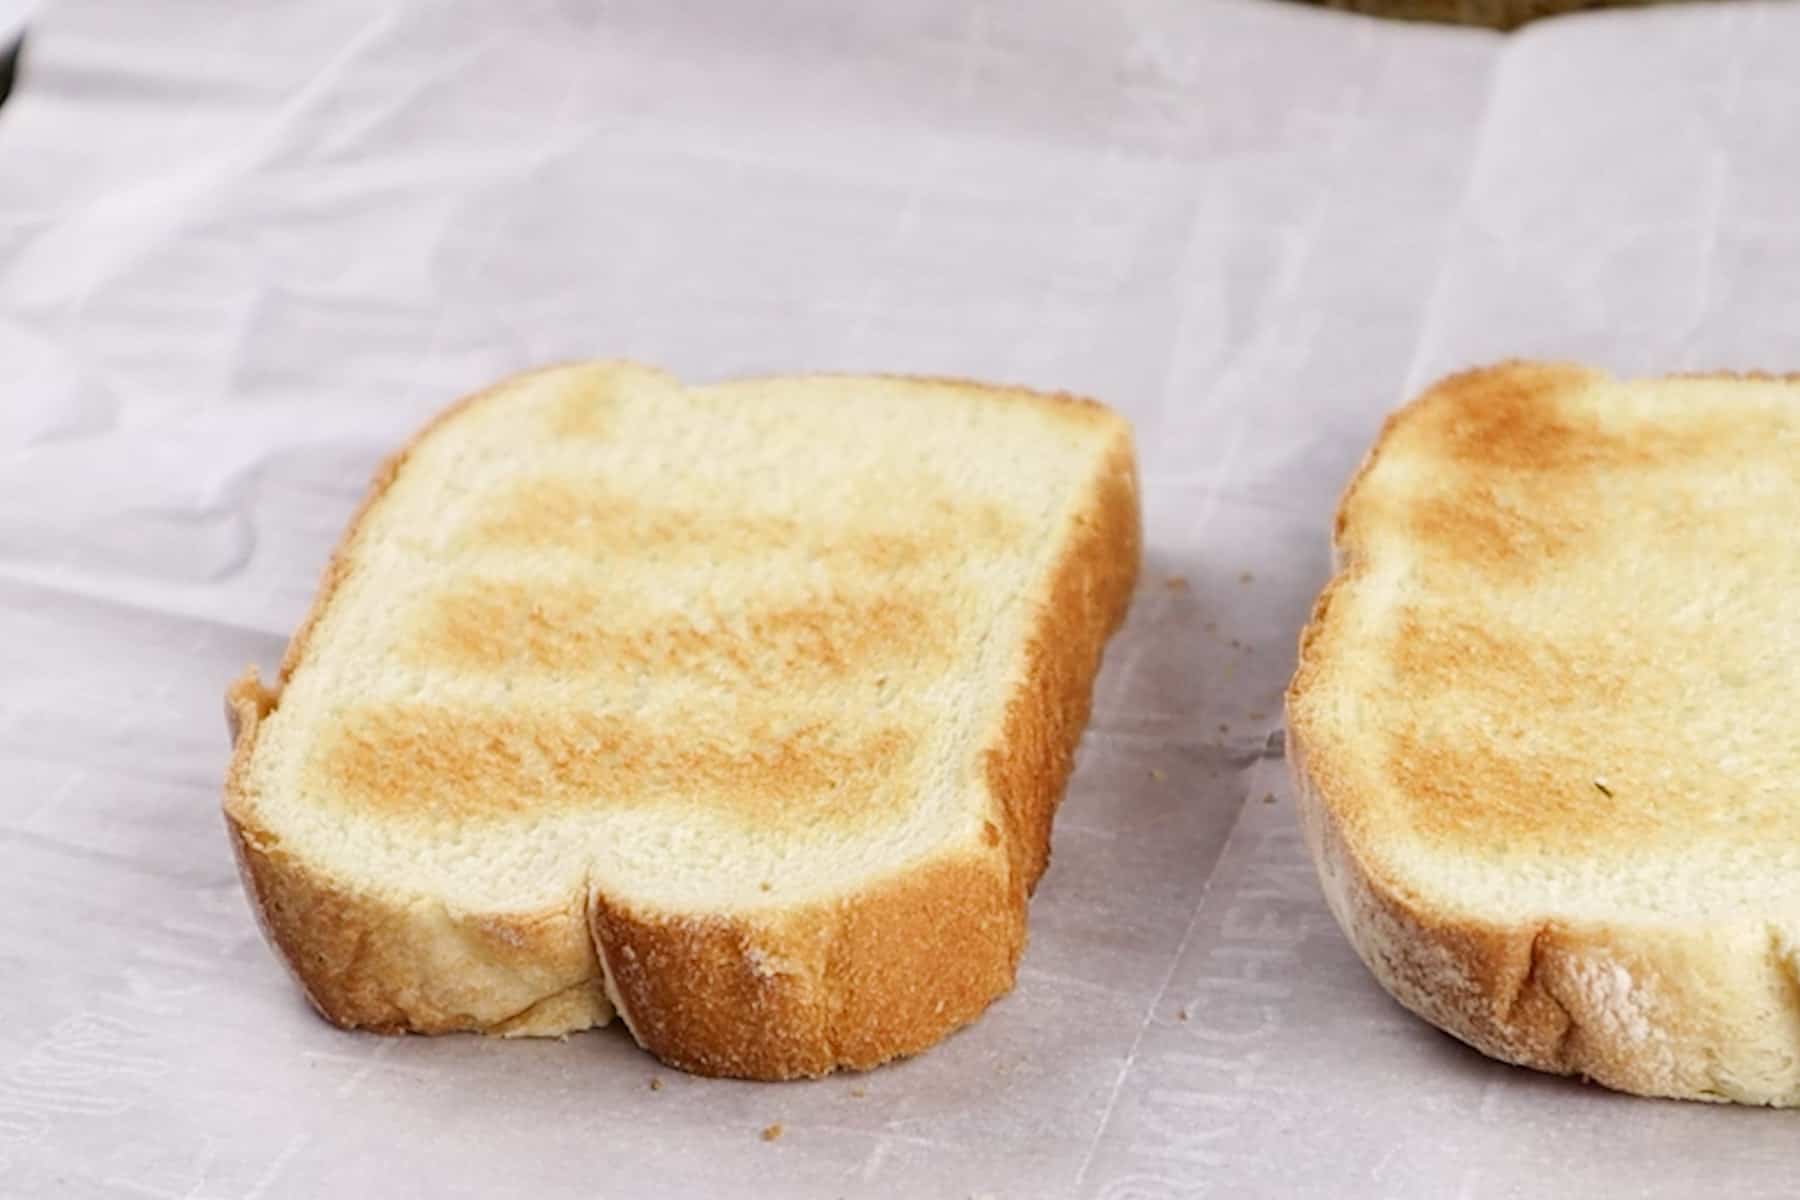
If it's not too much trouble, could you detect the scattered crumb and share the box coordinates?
[648,1076,663,1092]
[1227,637,1242,650]
[761,1123,784,1142]
[1164,575,1189,592]
[1262,792,1277,805]
[1202,620,1218,634]
[1238,571,1253,584]
[759,881,772,892]
[1217,722,1230,735]
[1177,1007,1189,1022]
[1149,768,1167,783]
[849,1086,867,1099]
[1248,710,1266,721]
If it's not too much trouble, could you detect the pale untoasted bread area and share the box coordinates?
[223,362,1139,1076]
[1289,362,1800,1104]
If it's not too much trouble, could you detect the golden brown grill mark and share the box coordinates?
[1382,602,1660,847]
[1383,729,1654,849]
[1389,610,1625,709]
[1407,362,1791,474]
[1406,484,1575,580]
[1385,364,1798,583]
[401,579,950,684]
[1411,364,1609,472]
[314,702,917,828]
[461,479,1024,569]
[546,373,621,438]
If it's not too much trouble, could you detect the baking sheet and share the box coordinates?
[1,1,1794,1196]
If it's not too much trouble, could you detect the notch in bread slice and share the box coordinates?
[1288,361,1800,1105]
[223,362,1139,1079]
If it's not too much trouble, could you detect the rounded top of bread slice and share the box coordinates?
[1293,362,1800,925]
[232,362,1131,919]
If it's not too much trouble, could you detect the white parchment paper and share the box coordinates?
[1,1,1794,1195]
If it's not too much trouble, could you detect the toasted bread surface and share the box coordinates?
[1288,361,1800,1105]
[224,362,1139,1078]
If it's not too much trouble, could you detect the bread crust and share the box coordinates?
[222,365,1139,1079]
[1286,361,1800,1105]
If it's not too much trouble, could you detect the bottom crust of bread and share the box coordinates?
[1288,720,1800,1107]
[227,768,1020,1076]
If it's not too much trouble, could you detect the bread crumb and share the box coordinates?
[1262,792,1277,805]
[1248,710,1266,721]
[1217,722,1230,735]
[1164,575,1189,592]
[849,1086,867,1099]
[760,1123,784,1142]
[1228,637,1242,649]
[1149,768,1166,783]
[759,881,772,892]
[1238,571,1253,584]
[649,1076,663,1092]
[1177,1007,1189,1022]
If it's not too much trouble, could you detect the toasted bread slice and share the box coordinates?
[1287,362,1800,1106]
[223,362,1139,1079]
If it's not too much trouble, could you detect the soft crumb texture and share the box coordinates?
[1287,361,1800,1106]
[222,361,1140,1080]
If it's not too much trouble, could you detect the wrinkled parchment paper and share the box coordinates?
[2,1,1794,1195]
